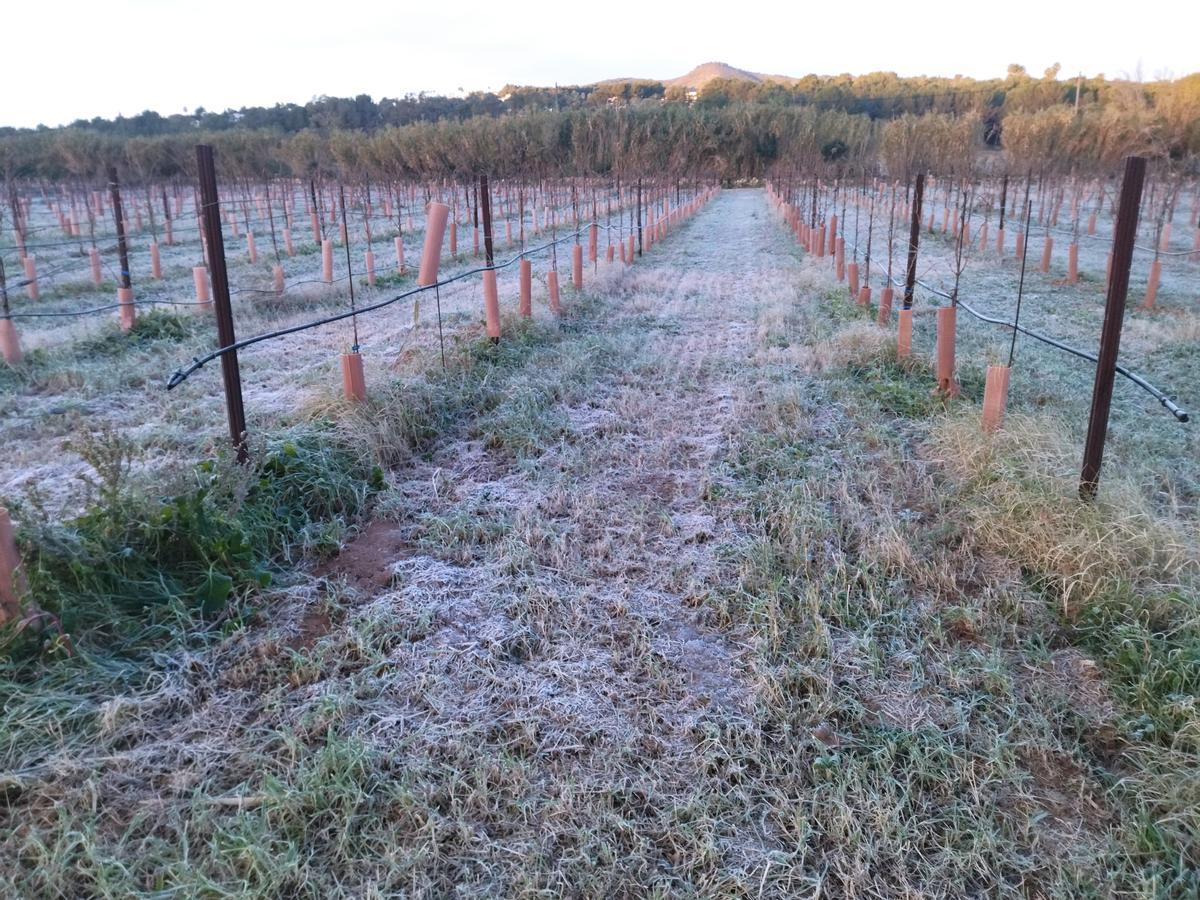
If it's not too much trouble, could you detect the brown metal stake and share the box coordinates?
[479,174,495,267]
[196,145,249,463]
[903,172,925,309]
[338,184,359,349]
[1079,155,1146,501]
[636,178,643,257]
[107,167,132,291]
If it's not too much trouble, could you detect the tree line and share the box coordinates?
[1,72,1196,188]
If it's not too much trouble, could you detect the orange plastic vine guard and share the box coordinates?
[365,250,376,287]
[150,242,162,279]
[935,306,959,397]
[981,365,1010,433]
[483,269,501,340]
[192,266,211,306]
[897,308,913,357]
[23,257,37,301]
[0,506,28,624]
[1068,244,1079,284]
[118,286,136,333]
[877,287,894,325]
[340,351,366,402]
[519,258,533,317]
[272,264,285,294]
[547,270,561,315]
[847,262,860,298]
[1040,236,1053,273]
[321,239,334,284]
[417,202,449,286]
[284,228,294,257]
[572,244,583,290]
[0,320,22,366]
[1143,260,1161,309]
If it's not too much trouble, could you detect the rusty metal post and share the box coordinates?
[479,174,495,266]
[1080,156,1146,500]
[636,177,643,257]
[903,172,924,309]
[107,167,131,291]
[196,145,249,463]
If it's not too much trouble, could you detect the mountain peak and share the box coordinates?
[665,62,763,89]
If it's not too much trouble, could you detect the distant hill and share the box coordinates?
[663,62,799,90]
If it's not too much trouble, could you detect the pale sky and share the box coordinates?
[7,0,1196,128]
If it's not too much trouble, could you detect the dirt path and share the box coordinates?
[326,188,800,747]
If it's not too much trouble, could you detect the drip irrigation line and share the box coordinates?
[165,221,625,391]
[1,297,212,319]
[837,227,1189,423]
[955,294,1188,422]
[2,270,361,320]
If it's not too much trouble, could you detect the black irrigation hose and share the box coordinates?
[898,266,1189,422]
[165,219,634,391]
[2,298,212,319]
[839,231,1190,424]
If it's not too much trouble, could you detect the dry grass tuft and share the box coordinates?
[929,411,1198,613]
[793,321,890,373]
